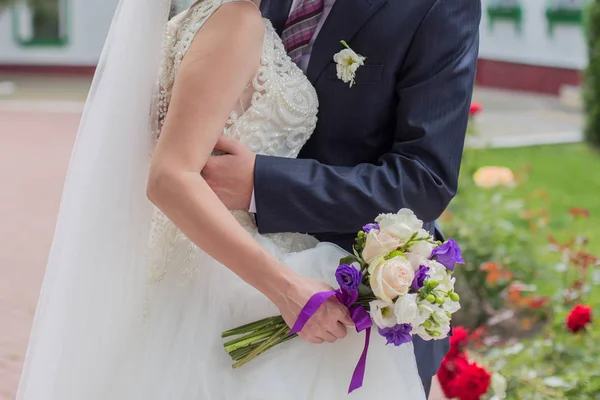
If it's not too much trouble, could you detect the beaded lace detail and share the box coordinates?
[148,0,319,287]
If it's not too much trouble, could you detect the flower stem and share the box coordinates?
[228,325,296,361]
[231,342,263,361]
[223,325,283,353]
[232,325,290,369]
[221,316,278,338]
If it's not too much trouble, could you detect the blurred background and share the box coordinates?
[1,0,599,399]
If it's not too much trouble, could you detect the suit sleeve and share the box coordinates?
[253,0,481,234]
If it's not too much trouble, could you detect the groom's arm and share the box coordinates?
[254,0,481,235]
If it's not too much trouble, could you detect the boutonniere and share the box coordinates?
[333,40,366,88]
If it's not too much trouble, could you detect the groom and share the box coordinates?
[204,0,481,395]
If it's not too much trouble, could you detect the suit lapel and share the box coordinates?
[260,0,293,35]
[306,0,388,84]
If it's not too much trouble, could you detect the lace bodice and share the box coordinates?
[158,0,318,157]
[147,0,319,285]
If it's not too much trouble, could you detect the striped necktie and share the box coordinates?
[280,0,325,64]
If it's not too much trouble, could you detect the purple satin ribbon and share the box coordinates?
[289,289,373,393]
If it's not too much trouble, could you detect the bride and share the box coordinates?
[16,0,425,398]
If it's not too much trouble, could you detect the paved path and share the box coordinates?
[468,87,583,148]
[0,110,79,399]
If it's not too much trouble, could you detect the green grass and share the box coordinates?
[462,143,600,253]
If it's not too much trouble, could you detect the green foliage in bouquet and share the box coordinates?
[584,0,600,149]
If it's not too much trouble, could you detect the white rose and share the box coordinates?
[431,306,451,326]
[425,260,455,292]
[333,48,365,87]
[442,297,461,314]
[413,306,451,341]
[417,299,435,321]
[362,230,402,263]
[491,373,507,399]
[369,300,397,329]
[408,230,436,259]
[415,300,447,334]
[376,209,424,245]
[368,256,415,303]
[405,252,429,272]
[393,293,420,326]
[435,321,451,339]
[413,325,433,341]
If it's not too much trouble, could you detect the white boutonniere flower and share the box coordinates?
[333,40,366,87]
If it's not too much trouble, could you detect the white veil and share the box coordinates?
[17,0,171,397]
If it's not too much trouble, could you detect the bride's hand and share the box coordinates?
[274,276,354,344]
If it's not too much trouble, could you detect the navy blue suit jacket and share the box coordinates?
[257,0,481,380]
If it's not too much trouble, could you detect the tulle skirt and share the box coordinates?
[109,232,426,399]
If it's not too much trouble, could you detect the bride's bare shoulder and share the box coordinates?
[182,0,264,62]
[170,0,264,104]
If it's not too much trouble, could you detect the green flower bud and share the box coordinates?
[424,320,432,329]
[435,297,445,305]
[427,280,439,290]
[387,250,405,259]
[450,292,460,302]
[426,294,436,303]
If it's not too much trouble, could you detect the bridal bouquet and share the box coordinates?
[222,209,463,392]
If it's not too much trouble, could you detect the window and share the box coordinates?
[13,0,68,46]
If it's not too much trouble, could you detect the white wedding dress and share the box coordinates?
[17,1,424,399]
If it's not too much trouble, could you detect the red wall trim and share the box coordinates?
[476,58,582,95]
[0,60,583,95]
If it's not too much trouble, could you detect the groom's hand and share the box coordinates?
[203,136,255,210]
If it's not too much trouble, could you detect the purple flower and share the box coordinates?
[362,223,379,233]
[335,264,363,292]
[411,265,430,292]
[378,323,413,346]
[430,239,465,271]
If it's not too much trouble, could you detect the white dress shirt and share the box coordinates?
[249,0,336,213]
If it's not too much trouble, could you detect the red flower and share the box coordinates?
[438,354,469,398]
[469,327,487,347]
[469,102,483,117]
[529,296,549,310]
[447,327,470,359]
[453,362,492,400]
[566,304,592,333]
[569,207,590,218]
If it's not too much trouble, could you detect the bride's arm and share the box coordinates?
[147,3,351,343]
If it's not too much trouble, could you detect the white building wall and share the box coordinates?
[480,0,587,70]
[0,0,588,70]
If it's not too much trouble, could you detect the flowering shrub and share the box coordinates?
[470,102,483,118]
[437,327,502,400]
[566,304,592,333]
[439,212,599,399]
[439,101,600,399]
[440,164,544,327]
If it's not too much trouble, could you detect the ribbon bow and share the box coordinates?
[289,288,372,393]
